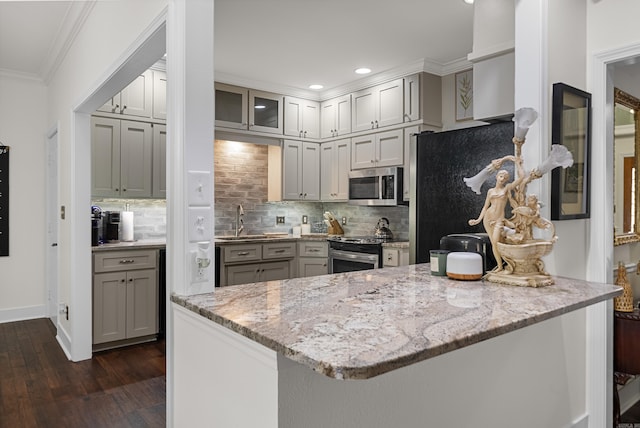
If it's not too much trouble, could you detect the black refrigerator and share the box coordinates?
[411,121,515,263]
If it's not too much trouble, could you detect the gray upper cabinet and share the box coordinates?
[152,70,167,120]
[152,124,167,198]
[320,94,351,138]
[352,78,404,132]
[215,83,284,135]
[284,96,320,139]
[91,117,153,198]
[97,70,153,119]
[282,140,320,200]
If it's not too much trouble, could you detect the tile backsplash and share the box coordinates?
[91,140,411,242]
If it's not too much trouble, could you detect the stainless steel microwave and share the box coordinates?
[348,167,406,206]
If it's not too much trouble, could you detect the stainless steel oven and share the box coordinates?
[328,237,384,273]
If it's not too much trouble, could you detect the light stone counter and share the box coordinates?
[171,263,621,380]
[92,239,166,251]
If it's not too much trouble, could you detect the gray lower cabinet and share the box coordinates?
[226,260,291,286]
[93,249,158,347]
[297,240,328,278]
[220,242,296,286]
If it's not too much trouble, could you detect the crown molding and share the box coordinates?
[216,55,471,102]
[0,68,43,83]
[41,1,97,85]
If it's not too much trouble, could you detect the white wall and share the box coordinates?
[46,0,167,358]
[0,75,48,321]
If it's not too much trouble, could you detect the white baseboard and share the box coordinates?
[0,305,46,324]
[56,322,72,360]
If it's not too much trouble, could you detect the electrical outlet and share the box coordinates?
[302,215,308,224]
[276,216,285,224]
[65,305,69,320]
[342,216,347,225]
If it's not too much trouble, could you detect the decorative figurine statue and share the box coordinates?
[464,108,573,287]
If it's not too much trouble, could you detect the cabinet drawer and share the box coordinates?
[262,242,296,260]
[94,250,157,273]
[224,244,261,263]
[298,241,328,257]
[383,248,399,267]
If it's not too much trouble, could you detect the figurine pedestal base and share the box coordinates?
[487,240,555,287]
[484,271,554,288]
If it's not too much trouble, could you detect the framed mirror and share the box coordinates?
[551,83,592,220]
[614,87,640,245]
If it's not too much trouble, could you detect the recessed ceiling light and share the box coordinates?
[309,84,324,90]
[463,0,474,4]
[355,68,371,75]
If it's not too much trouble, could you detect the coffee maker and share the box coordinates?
[103,211,121,243]
[91,206,102,246]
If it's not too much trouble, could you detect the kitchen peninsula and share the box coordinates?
[172,265,620,427]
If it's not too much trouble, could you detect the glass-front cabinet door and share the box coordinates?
[249,90,283,134]
[215,83,248,129]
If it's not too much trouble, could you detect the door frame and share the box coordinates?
[45,124,59,326]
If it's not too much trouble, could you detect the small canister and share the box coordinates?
[446,252,484,281]
[429,250,450,276]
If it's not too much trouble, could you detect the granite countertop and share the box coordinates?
[172,264,621,380]
[215,233,329,244]
[92,239,166,251]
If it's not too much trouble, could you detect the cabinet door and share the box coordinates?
[226,264,259,286]
[383,248,399,267]
[152,124,167,198]
[321,95,351,138]
[284,96,303,137]
[249,90,283,134]
[215,83,248,129]
[301,142,320,200]
[152,70,167,120]
[376,129,404,167]
[282,140,302,200]
[97,93,121,115]
[320,143,334,200]
[335,94,351,136]
[352,88,376,132]
[93,272,127,344]
[259,261,291,282]
[334,139,351,200]
[351,134,376,169]
[120,71,153,118]
[120,121,153,197]
[298,258,328,278]
[301,100,320,139]
[376,78,404,128]
[126,269,158,339]
[320,99,337,138]
[404,74,420,122]
[91,117,121,198]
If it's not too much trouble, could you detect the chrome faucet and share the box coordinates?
[235,204,244,237]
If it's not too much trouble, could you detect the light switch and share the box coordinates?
[188,207,212,242]
[187,170,212,206]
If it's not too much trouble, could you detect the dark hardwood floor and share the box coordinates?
[0,318,165,428]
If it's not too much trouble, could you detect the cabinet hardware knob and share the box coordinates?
[112,104,119,113]
[120,279,125,283]
[129,278,133,282]
[115,188,119,191]
[299,131,303,137]
[304,131,307,137]
[120,105,127,114]
[375,120,379,128]
[123,188,126,192]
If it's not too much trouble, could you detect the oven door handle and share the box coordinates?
[330,249,378,262]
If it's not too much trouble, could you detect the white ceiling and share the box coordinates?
[0,0,476,95]
[5,1,639,99]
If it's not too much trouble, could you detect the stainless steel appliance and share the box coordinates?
[348,167,406,206]
[103,211,121,243]
[328,236,388,273]
[91,205,102,246]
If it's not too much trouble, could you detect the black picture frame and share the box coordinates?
[551,83,591,220]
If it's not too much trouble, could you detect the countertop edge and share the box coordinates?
[171,281,620,380]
